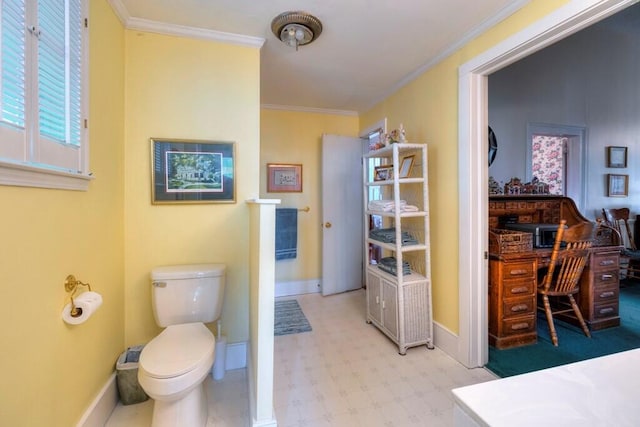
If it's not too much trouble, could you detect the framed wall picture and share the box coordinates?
[607,173,628,197]
[151,138,236,204]
[267,163,302,192]
[607,146,627,168]
[399,155,415,178]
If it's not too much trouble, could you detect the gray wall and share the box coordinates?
[488,5,640,220]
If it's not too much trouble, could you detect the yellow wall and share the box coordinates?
[260,109,359,283]
[361,0,571,332]
[0,1,125,425]
[123,32,261,347]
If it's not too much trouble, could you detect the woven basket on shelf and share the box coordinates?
[489,229,533,254]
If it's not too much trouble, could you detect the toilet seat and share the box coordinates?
[140,323,215,379]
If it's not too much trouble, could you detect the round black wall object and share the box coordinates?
[488,126,498,166]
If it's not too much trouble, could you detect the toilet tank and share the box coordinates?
[150,264,226,327]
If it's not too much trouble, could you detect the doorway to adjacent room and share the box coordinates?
[458,0,636,368]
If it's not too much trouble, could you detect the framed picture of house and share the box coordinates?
[607,173,628,197]
[267,163,302,192]
[151,138,236,204]
[607,146,627,168]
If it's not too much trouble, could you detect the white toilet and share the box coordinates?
[138,263,226,427]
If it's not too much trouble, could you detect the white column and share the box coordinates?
[246,198,280,427]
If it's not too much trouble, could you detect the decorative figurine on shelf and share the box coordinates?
[399,123,407,143]
[388,124,408,144]
[389,129,400,143]
[489,176,503,195]
[504,177,522,195]
[377,132,388,147]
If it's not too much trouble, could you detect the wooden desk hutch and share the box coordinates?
[488,195,621,349]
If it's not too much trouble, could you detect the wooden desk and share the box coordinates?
[488,195,621,349]
[489,246,620,349]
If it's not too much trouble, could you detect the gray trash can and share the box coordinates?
[116,345,149,405]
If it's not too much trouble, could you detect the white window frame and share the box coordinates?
[0,0,91,191]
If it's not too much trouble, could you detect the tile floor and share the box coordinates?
[106,289,496,426]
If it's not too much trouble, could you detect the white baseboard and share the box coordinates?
[78,342,248,426]
[275,279,321,297]
[433,320,458,359]
[252,418,279,427]
[225,341,247,370]
[76,373,118,427]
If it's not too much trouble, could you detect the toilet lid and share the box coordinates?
[140,323,215,379]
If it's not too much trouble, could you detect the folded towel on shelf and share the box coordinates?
[368,199,407,212]
[368,200,420,213]
[275,208,298,260]
[369,228,419,245]
[378,257,412,276]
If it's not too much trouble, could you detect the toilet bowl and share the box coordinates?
[137,264,226,427]
[139,323,215,426]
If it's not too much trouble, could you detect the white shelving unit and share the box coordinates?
[363,143,433,354]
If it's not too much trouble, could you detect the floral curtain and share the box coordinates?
[532,135,566,195]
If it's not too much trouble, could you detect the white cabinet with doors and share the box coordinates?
[363,143,433,354]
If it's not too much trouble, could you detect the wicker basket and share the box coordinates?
[489,229,533,254]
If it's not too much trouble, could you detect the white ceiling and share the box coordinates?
[114,0,528,114]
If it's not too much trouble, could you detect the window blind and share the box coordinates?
[1,0,26,130]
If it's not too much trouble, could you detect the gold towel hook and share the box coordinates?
[65,275,92,317]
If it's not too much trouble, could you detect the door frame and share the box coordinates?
[457,0,635,368]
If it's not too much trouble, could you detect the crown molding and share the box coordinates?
[106,0,129,25]
[127,17,265,48]
[106,0,265,48]
[261,104,358,117]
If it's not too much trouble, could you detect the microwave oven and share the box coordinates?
[504,223,563,248]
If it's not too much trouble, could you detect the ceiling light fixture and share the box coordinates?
[271,11,322,51]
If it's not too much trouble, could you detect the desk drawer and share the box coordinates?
[503,261,535,279]
[591,253,619,272]
[504,279,535,297]
[593,270,618,287]
[593,302,619,319]
[500,315,536,336]
[594,285,619,304]
[502,297,535,319]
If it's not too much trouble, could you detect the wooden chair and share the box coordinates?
[537,220,593,346]
[601,208,640,279]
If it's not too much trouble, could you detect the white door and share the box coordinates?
[321,134,364,296]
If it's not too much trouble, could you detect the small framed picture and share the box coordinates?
[151,138,235,204]
[399,155,415,178]
[374,165,393,181]
[607,173,629,197]
[267,163,302,192]
[607,146,627,168]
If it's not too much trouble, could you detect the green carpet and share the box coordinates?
[274,299,312,336]
[486,283,640,377]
